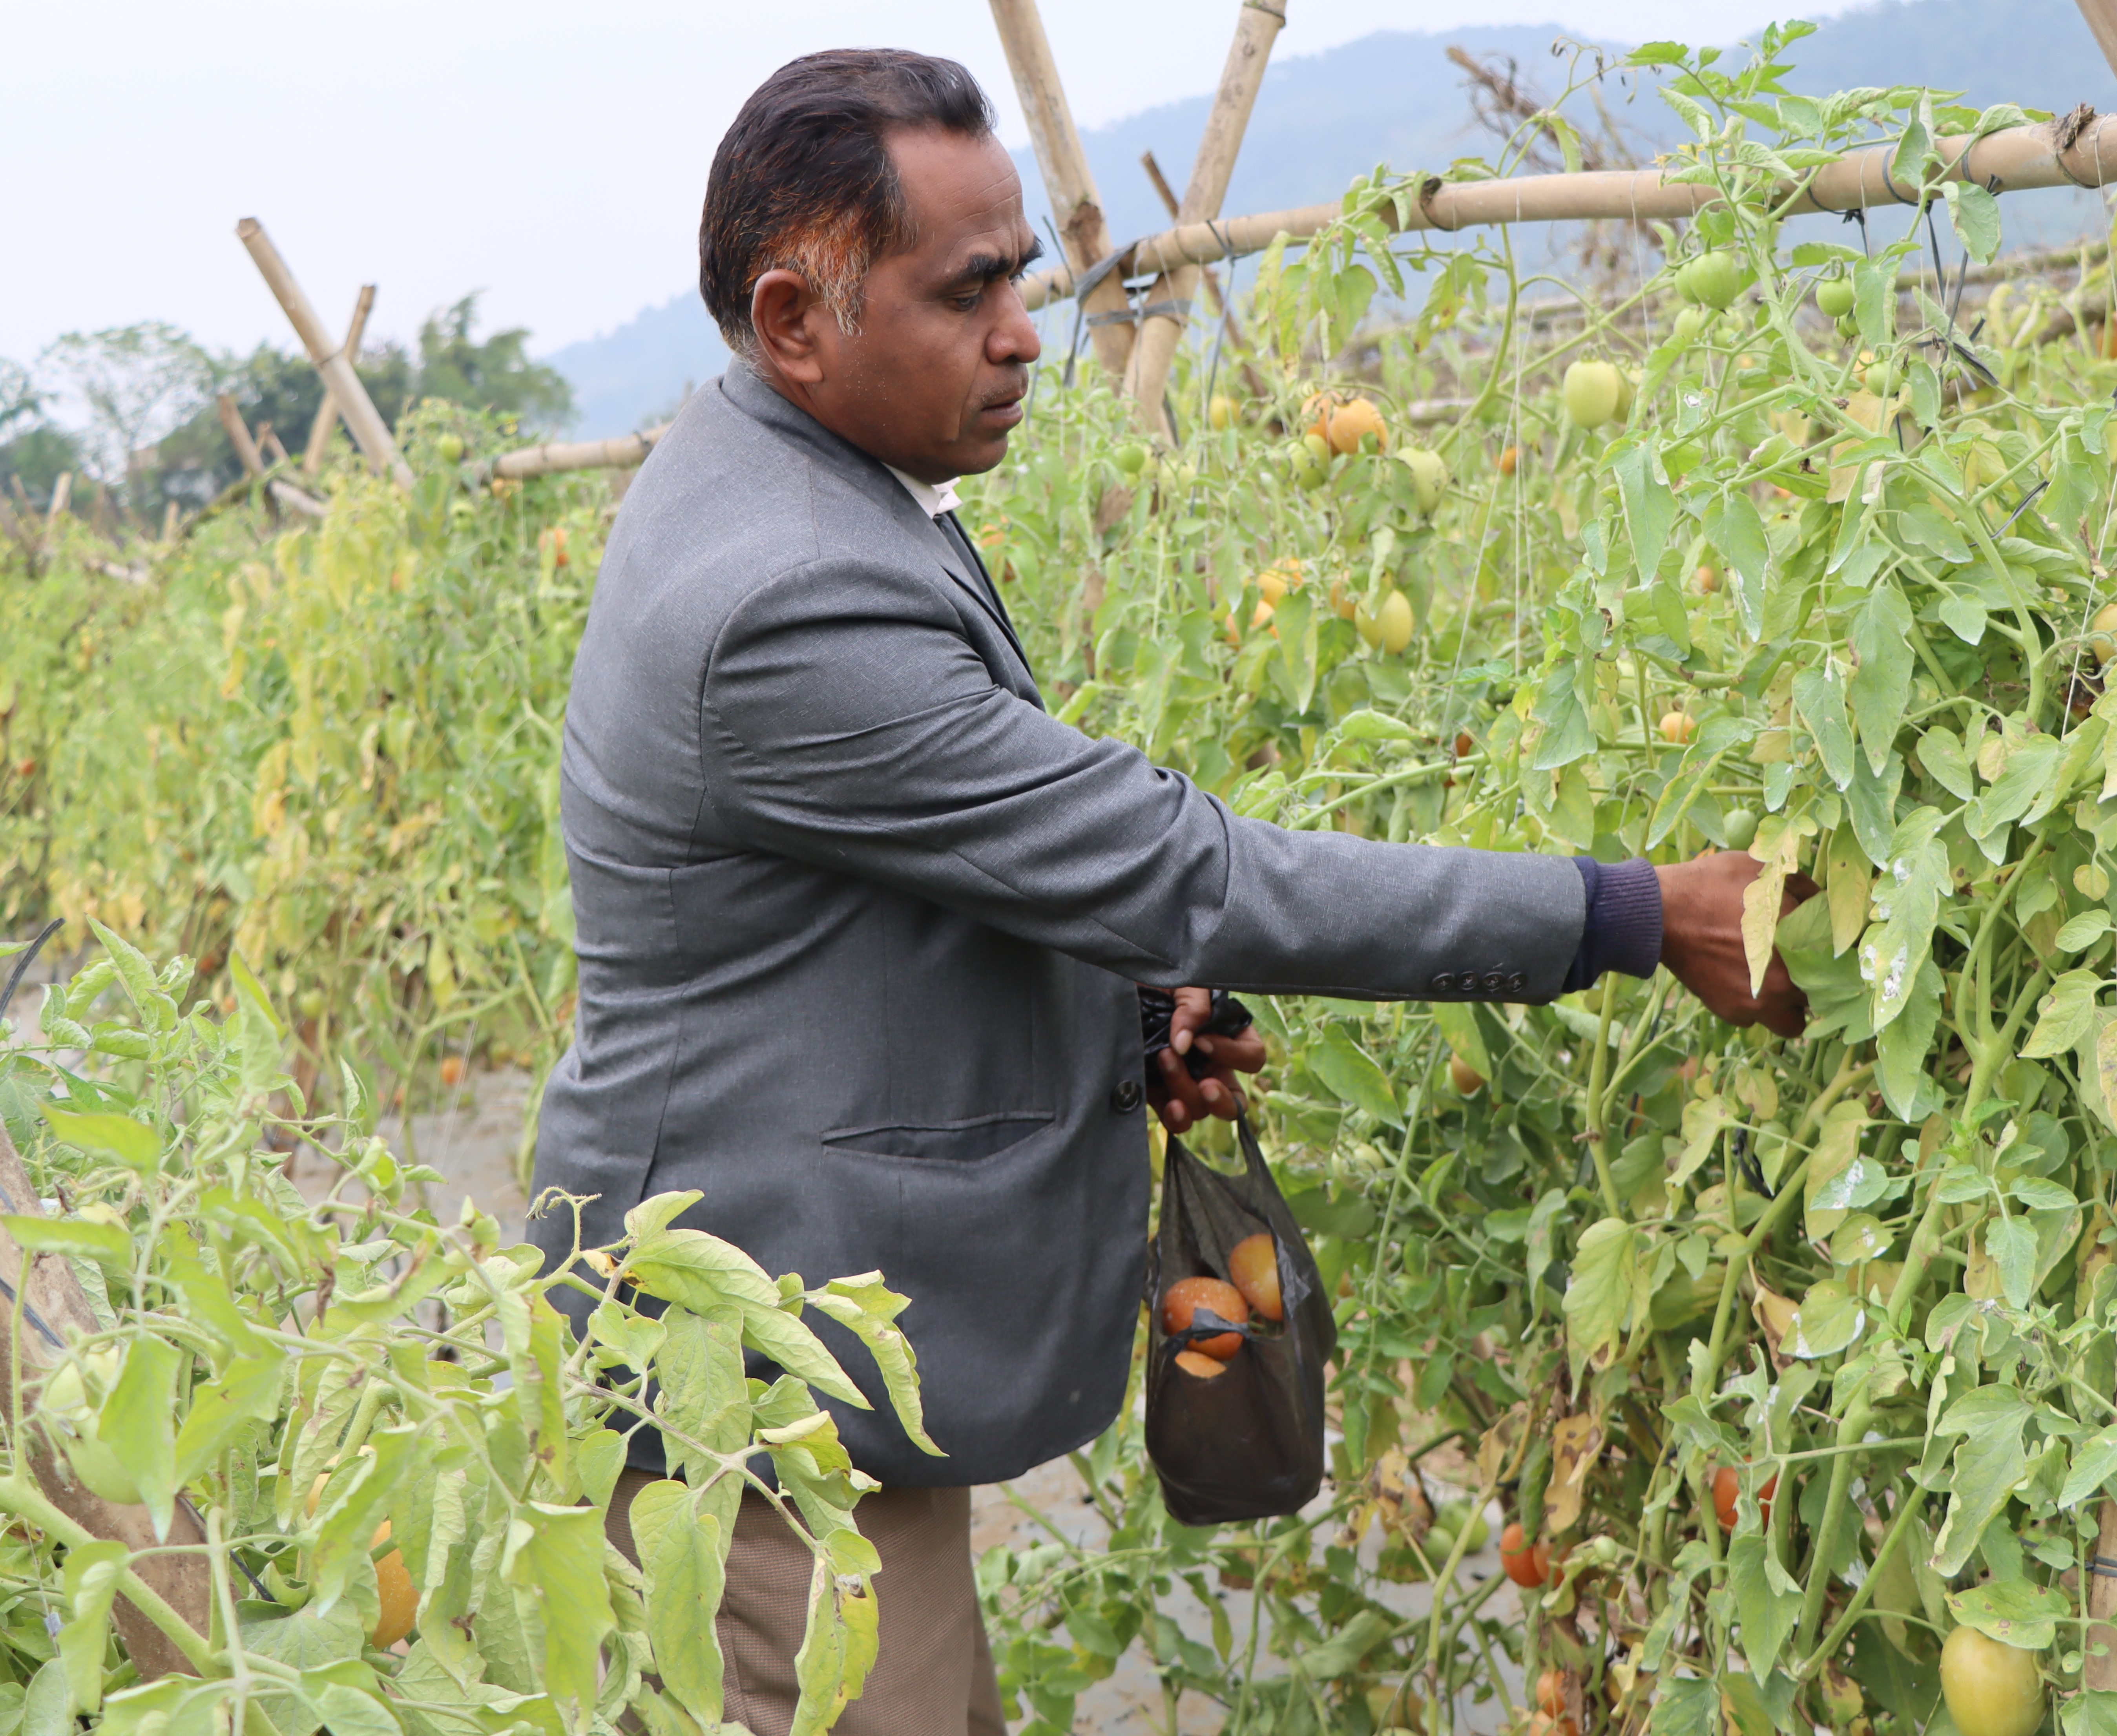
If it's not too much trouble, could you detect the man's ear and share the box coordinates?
[750,270,826,385]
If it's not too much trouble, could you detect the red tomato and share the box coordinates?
[1500,1521,1551,1588]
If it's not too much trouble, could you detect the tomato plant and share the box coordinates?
[10,26,2117,1736]
[0,928,927,1733]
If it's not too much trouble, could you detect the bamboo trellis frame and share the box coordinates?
[1019,110,2117,312]
[490,425,668,481]
[302,284,376,475]
[237,220,413,491]
[2075,0,2117,78]
[987,0,1137,377]
[1121,0,1285,431]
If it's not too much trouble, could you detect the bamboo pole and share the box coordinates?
[2077,0,2117,78]
[987,0,1136,375]
[236,220,412,490]
[1121,0,1285,430]
[2088,1500,2117,1689]
[46,474,71,525]
[491,424,668,481]
[215,395,266,478]
[1145,148,1269,402]
[1022,109,2117,310]
[302,285,376,475]
[269,480,327,519]
[0,1123,212,1680]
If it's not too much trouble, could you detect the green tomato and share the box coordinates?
[1679,251,1742,310]
[1399,448,1449,515]
[1816,277,1855,319]
[1721,807,1759,851]
[1863,360,1897,398]
[1940,1625,2044,1736]
[435,433,466,465]
[1563,360,1624,431]
[1672,305,1712,346]
[1113,442,1149,477]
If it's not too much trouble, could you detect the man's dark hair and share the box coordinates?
[700,50,996,354]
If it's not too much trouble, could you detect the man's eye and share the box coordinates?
[951,290,983,312]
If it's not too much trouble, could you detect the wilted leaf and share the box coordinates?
[1544,1413,1604,1535]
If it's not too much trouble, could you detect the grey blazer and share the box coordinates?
[529,362,1587,1487]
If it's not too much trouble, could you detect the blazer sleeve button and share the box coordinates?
[1480,969,1507,994]
[1110,1078,1144,1114]
[1429,973,1457,993]
[1507,971,1528,995]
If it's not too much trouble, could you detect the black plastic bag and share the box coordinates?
[1143,1111,1336,1526]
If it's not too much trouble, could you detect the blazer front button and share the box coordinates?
[1110,1078,1144,1114]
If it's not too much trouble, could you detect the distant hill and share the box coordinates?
[542,293,725,446]
[548,0,2114,437]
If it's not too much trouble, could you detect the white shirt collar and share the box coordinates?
[883,464,962,520]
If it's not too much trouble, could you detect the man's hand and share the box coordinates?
[1657,851,1818,1038]
[1150,986,1268,1133]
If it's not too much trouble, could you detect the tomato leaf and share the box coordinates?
[1947,1579,2068,1650]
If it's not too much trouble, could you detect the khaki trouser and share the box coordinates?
[608,1468,1005,1736]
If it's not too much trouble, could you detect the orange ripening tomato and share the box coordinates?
[1499,1522,1550,1588]
[1161,1276,1249,1358]
[1712,1464,1777,1530]
[1173,1349,1228,1379]
[1227,1233,1283,1322]
[1499,445,1520,476]
[1536,1671,1566,1716]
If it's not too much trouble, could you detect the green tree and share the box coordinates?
[408,294,572,428]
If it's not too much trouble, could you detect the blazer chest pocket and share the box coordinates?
[822,1110,1054,1164]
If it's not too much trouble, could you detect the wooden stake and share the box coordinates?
[216,395,266,478]
[986,0,1136,375]
[2089,1499,2117,1689]
[492,424,668,481]
[0,1123,212,1681]
[302,284,376,475]
[2077,0,2117,77]
[1023,108,2117,310]
[46,473,71,525]
[236,221,412,490]
[1144,149,1266,400]
[1122,0,1285,430]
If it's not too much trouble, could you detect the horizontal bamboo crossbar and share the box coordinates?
[1021,110,2117,311]
[489,425,668,481]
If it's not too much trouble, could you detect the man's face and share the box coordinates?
[754,126,1043,482]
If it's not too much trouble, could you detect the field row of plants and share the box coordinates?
[7,25,2117,1736]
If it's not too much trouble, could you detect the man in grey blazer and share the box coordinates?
[533,47,1805,1736]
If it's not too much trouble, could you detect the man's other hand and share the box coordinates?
[1656,851,1818,1038]
[1151,986,1268,1133]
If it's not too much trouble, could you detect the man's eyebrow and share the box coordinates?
[953,236,1045,285]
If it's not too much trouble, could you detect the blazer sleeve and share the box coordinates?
[695,556,1587,1001]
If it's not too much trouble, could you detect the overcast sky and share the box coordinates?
[5,0,1867,368]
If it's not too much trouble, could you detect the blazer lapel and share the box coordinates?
[934,511,1033,677]
[720,364,1038,694]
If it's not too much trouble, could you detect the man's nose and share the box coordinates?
[989,284,1042,367]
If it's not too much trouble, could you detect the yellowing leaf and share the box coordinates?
[1544,1413,1604,1535]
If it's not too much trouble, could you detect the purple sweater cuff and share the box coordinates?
[1562,857,1663,993]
